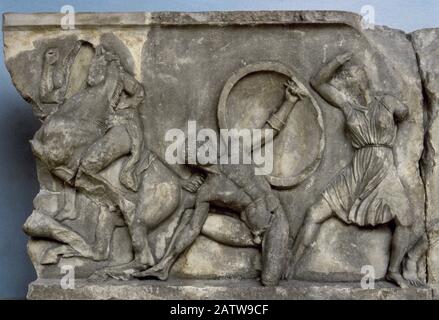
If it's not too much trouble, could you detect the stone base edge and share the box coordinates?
[27,279,437,300]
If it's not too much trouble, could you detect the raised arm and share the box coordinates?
[40,48,59,103]
[40,42,82,104]
[250,78,309,152]
[310,52,352,111]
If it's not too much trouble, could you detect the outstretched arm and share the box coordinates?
[250,79,309,152]
[310,52,352,111]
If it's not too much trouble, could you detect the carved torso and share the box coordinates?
[345,95,398,149]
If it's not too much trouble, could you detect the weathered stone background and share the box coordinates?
[2,11,438,291]
[411,29,439,283]
[139,17,425,281]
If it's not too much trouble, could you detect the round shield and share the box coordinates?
[217,61,325,189]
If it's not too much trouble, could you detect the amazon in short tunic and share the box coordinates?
[323,94,411,226]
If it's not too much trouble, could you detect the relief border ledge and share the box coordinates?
[3,11,364,29]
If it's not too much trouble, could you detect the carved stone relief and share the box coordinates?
[3,11,439,299]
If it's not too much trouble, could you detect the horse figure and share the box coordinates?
[25,44,197,278]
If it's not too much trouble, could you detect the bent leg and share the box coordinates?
[133,174,247,279]
[407,234,429,263]
[128,165,183,269]
[130,221,155,267]
[403,233,428,285]
[133,201,210,279]
[403,219,439,285]
[288,198,333,278]
[24,210,94,260]
[386,209,414,288]
[386,224,412,288]
[79,126,131,176]
[92,205,124,261]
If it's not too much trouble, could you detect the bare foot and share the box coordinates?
[90,260,146,281]
[386,271,409,289]
[408,278,425,287]
[133,257,173,280]
[106,261,146,280]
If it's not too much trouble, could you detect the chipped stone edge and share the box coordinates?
[3,11,363,29]
[410,28,439,284]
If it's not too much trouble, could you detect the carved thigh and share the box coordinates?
[135,161,181,230]
[80,126,131,174]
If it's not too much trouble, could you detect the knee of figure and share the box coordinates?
[395,212,413,229]
[131,237,144,253]
[129,227,145,250]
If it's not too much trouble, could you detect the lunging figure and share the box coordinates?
[290,52,414,288]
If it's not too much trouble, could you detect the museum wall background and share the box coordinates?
[0,0,438,299]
